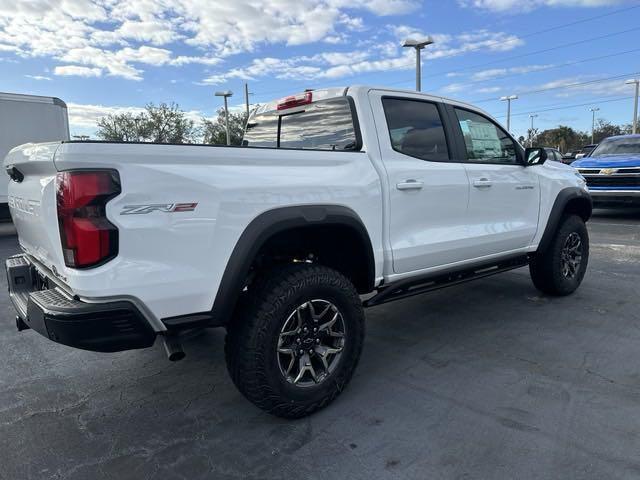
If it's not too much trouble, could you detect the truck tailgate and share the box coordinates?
[4,143,65,273]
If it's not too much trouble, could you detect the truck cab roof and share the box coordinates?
[253,85,491,120]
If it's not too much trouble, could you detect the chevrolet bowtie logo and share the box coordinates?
[600,168,618,175]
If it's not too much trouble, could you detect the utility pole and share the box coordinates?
[529,114,538,147]
[215,90,233,146]
[402,37,434,92]
[590,107,600,144]
[500,95,518,132]
[244,83,250,117]
[625,79,639,134]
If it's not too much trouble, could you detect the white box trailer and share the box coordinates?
[0,92,70,220]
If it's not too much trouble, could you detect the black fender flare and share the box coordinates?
[537,187,592,254]
[210,205,375,325]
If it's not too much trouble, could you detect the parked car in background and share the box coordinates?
[0,92,69,221]
[562,150,580,164]
[544,147,564,163]
[574,144,597,160]
[573,134,640,207]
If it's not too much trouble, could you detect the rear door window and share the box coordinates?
[381,98,450,162]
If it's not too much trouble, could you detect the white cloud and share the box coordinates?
[459,0,624,12]
[471,64,554,81]
[201,29,526,85]
[537,75,632,98]
[54,65,102,77]
[113,19,182,46]
[66,102,207,131]
[477,86,502,94]
[25,74,52,80]
[0,0,421,81]
[66,103,145,128]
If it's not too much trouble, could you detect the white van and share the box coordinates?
[0,92,70,220]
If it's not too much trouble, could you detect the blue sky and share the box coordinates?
[1,0,639,140]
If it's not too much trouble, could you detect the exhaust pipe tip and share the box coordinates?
[162,334,185,362]
[168,350,186,362]
[16,316,30,332]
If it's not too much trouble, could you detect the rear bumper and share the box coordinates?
[6,255,156,352]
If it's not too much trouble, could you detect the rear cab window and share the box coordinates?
[244,94,360,151]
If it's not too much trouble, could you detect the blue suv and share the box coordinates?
[573,134,640,207]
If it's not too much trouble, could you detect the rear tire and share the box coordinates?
[225,264,365,419]
[529,214,589,296]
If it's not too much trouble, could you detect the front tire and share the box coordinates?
[225,264,365,418]
[529,214,589,296]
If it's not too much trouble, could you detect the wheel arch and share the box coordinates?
[211,205,376,325]
[537,187,592,254]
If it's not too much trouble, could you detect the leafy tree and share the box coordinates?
[201,109,248,145]
[96,103,198,143]
[592,118,623,144]
[621,118,640,135]
[532,125,588,152]
[96,112,148,142]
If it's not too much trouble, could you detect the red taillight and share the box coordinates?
[277,91,313,110]
[56,170,121,268]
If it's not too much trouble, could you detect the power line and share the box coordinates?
[431,48,640,88]
[420,3,640,66]
[490,96,634,119]
[417,26,640,82]
[252,25,640,99]
[251,4,640,97]
[471,72,640,103]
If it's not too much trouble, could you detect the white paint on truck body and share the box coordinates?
[3,85,587,327]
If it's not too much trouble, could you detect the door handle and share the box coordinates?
[396,180,424,191]
[473,178,492,188]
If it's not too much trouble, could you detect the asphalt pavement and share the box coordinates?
[1,210,639,480]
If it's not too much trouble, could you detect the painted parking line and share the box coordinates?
[589,222,640,228]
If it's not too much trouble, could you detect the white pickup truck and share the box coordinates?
[5,86,592,418]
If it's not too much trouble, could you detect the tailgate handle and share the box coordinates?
[6,166,24,183]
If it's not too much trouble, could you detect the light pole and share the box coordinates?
[529,114,538,147]
[244,83,251,117]
[500,95,518,132]
[590,107,600,144]
[215,90,233,146]
[402,37,434,92]
[625,79,639,134]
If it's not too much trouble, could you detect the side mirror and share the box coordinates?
[524,147,548,166]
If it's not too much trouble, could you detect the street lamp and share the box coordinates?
[590,107,600,144]
[215,90,233,146]
[528,114,538,147]
[244,83,253,117]
[625,79,639,134]
[500,95,518,132]
[402,37,434,92]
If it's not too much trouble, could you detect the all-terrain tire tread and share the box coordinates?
[224,264,364,419]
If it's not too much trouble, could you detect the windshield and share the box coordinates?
[591,137,640,157]
[244,97,358,151]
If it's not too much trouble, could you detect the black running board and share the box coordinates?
[364,255,530,308]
